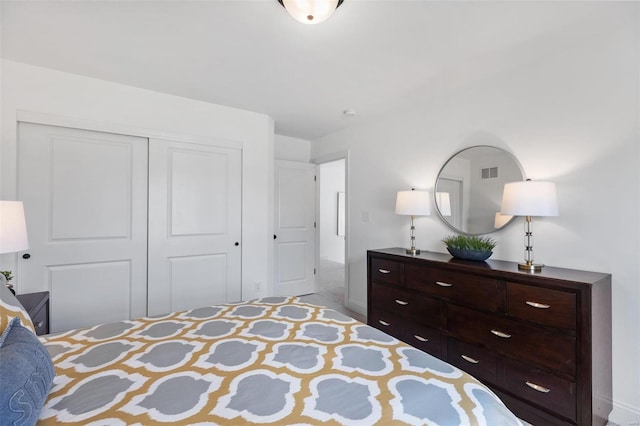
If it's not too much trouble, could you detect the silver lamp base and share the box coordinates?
[405,215,421,256]
[518,216,544,272]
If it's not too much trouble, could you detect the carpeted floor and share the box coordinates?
[298,258,366,323]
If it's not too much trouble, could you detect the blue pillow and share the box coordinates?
[0,317,55,426]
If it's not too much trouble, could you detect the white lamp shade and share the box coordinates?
[500,181,559,217]
[281,0,340,24]
[435,192,452,216]
[0,201,29,254]
[395,190,431,216]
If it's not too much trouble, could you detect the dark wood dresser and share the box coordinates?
[367,248,611,426]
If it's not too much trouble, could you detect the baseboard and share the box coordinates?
[609,400,640,426]
[345,297,366,317]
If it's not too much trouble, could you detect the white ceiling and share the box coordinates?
[0,0,623,140]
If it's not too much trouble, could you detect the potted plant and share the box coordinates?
[442,235,497,261]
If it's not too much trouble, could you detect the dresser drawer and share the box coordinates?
[504,359,577,422]
[371,258,403,286]
[370,283,413,316]
[368,310,404,341]
[506,282,576,331]
[370,283,441,326]
[404,323,443,358]
[448,305,576,376]
[447,337,498,383]
[406,294,442,327]
[405,265,498,312]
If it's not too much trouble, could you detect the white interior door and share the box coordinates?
[147,139,242,315]
[274,160,316,296]
[17,122,148,333]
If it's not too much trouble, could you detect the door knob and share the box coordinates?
[234,242,239,246]
[22,253,31,260]
[273,234,277,240]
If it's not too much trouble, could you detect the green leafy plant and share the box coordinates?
[442,235,496,252]
[1,270,13,282]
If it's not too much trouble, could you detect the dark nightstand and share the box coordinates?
[17,291,50,336]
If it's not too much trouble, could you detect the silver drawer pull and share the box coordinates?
[436,281,453,287]
[395,299,408,306]
[490,329,512,338]
[378,320,390,326]
[526,301,551,309]
[461,354,479,364]
[526,381,550,393]
[413,335,428,342]
[378,268,391,274]
[36,321,45,328]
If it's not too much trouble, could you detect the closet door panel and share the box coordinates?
[170,149,229,236]
[49,261,132,331]
[168,254,228,313]
[148,139,242,316]
[17,122,149,333]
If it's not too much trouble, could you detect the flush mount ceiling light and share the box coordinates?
[277,0,344,25]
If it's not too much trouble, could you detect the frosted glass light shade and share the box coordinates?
[280,0,341,24]
[501,181,559,217]
[396,190,431,216]
[0,201,29,254]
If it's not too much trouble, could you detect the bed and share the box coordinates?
[1,285,523,425]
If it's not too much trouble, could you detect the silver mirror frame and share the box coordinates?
[434,145,525,235]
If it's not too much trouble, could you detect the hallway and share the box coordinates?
[299,258,365,323]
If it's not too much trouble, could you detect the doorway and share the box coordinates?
[317,159,348,312]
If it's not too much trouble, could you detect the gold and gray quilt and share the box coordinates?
[39,297,521,425]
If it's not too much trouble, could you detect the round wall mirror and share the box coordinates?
[435,145,524,235]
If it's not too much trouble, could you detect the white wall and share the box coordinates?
[319,159,345,264]
[0,60,274,302]
[274,134,311,162]
[311,9,639,424]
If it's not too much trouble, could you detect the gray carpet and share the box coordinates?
[298,258,365,323]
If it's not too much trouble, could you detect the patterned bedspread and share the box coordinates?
[39,297,521,425]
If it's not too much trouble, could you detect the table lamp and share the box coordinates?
[500,180,558,272]
[396,189,430,255]
[0,201,30,292]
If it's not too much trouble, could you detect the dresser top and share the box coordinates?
[368,248,611,285]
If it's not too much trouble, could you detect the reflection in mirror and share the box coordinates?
[435,146,524,235]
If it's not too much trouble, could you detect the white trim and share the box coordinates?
[609,401,640,425]
[16,110,243,150]
[313,150,349,165]
[312,150,363,316]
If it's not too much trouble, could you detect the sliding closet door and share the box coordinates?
[147,139,242,315]
[17,123,149,333]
